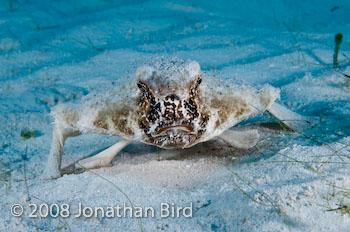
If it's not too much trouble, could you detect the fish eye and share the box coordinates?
[193,76,202,90]
[196,76,202,85]
[137,81,147,90]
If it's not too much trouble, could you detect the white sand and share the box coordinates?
[1,0,350,231]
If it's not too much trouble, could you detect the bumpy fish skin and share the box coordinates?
[51,57,280,149]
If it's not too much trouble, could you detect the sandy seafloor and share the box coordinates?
[1,0,350,231]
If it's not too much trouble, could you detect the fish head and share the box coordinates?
[136,58,209,148]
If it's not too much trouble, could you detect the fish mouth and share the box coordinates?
[155,125,194,136]
[152,132,198,148]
